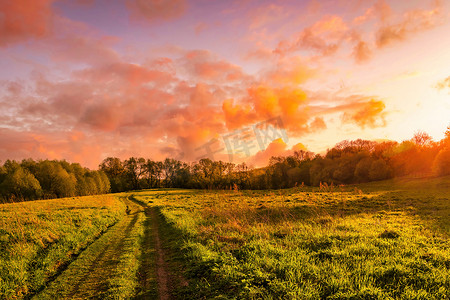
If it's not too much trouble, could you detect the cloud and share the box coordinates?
[0,0,55,46]
[194,22,208,35]
[342,98,386,128]
[0,128,104,168]
[435,76,450,90]
[271,1,445,64]
[310,117,327,131]
[263,57,315,85]
[0,22,389,170]
[376,2,443,47]
[353,0,392,25]
[275,15,348,56]
[308,93,387,129]
[222,99,256,130]
[248,139,308,168]
[248,4,288,30]
[181,50,245,83]
[223,85,320,136]
[126,0,187,23]
[352,38,372,63]
[248,138,288,167]
[48,35,121,66]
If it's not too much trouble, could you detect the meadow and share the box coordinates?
[0,194,125,298]
[0,176,449,299]
[135,176,450,299]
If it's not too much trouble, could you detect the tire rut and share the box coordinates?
[36,195,181,300]
[68,212,140,298]
[34,198,145,299]
[150,207,169,300]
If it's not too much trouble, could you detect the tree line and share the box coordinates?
[99,128,450,192]
[0,159,110,202]
[1,126,449,201]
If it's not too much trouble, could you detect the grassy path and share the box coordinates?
[34,197,161,299]
[149,207,169,300]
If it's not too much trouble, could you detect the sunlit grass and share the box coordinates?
[134,176,450,299]
[0,195,125,298]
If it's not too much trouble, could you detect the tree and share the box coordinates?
[412,131,433,147]
[0,167,42,200]
[98,171,111,193]
[34,161,76,198]
[442,125,450,146]
[433,148,450,176]
[99,157,126,192]
[369,159,391,181]
[355,157,374,182]
[124,157,146,190]
[143,159,158,188]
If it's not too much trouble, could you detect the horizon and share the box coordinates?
[1,0,450,169]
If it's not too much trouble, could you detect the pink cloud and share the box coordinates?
[0,0,55,46]
[351,38,372,63]
[376,2,443,47]
[126,0,187,23]
[353,0,392,25]
[275,15,349,56]
[194,22,208,35]
[181,50,246,83]
[49,35,120,66]
[248,4,288,30]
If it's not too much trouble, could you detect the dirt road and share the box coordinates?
[34,196,170,299]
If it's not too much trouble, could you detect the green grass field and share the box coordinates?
[135,176,450,299]
[1,176,449,299]
[0,194,125,298]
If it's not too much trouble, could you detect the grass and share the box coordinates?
[34,196,149,299]
[1,177,449,299]
[133,176,450,299]
[0,194,125,299]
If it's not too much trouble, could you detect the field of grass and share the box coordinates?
[0,194,125,298]
[1,176,449,299]
[35,196,152,299]
[134,176,450,299]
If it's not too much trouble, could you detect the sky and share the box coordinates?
[0,0,449,169]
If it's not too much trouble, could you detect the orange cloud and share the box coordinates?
[248,139,309,168]
[248,138,288,167]
[126,0,187,23]
[435,76,450,90]
[342,99,386,128]
[263,57,315,85]
[310,117,327,131]
[222,85,316,136]
[310,15,348,35]
[0,0,55,46]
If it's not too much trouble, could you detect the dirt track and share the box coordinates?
[34,196,171,299]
